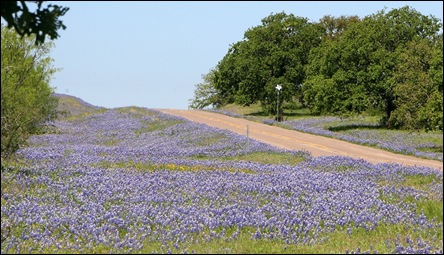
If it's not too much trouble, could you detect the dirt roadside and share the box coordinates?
[157,109,443,171]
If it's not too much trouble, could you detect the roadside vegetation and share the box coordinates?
[1,25,60,159]
[209,104,443,162]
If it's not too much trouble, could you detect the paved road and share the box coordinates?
[158,109,443,171]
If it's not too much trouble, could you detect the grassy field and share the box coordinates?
[1,96,442,254]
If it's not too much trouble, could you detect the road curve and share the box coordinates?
[157,109,443,171]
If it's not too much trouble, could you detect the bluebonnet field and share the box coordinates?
[210,109,443,162]
[1,97,443,254]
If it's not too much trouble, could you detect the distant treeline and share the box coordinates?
[190,6,443,131]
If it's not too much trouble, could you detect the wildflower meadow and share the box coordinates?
[1,101,442,254]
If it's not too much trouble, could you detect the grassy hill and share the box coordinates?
[52,93,105,118]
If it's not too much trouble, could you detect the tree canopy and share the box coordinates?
[190,6,443,131]
[210,12,323,115]
[1,1,69,44]
[302,6,442,129]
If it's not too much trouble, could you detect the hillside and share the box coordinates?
[52,93,105,117]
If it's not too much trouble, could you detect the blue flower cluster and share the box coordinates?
[346,235,443,254]
[1,108,442,253]
[268,116,442,161]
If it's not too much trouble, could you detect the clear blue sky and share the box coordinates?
[49,1,443,109]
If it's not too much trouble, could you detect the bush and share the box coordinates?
[1,25,59,158]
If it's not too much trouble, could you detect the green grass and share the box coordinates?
[100,138,121,146]
[135,119,184,135]
[402,174,441,190]
[378,172,442,194]
[217,103,312,121]
[94,160,257,174]
[191,151,306,165]
[221,151,306,165]
[377,172,443,224]
[418,145,443,153]
[194,133,228,146]
[127,223,442,254]
[219,102,264,116]
[403,174,443,222]
[115,106,157,117]
[415,198,443,223]
[61,108,108,121]
[117,107,186,135]
[55,95,107,120]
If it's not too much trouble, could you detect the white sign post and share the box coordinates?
[276,84,282,121]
